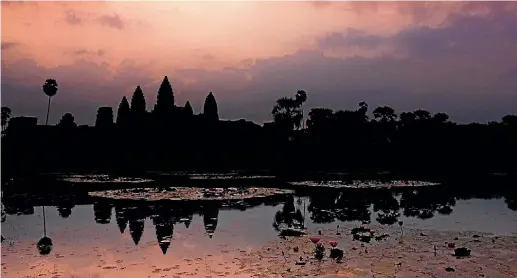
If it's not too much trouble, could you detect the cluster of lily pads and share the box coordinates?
[59,174,153,184]
[289,180,439,189]
[88,187,294,201]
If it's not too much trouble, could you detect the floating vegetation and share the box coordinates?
[289,180,439,189]
[188,174,276,180]
[60,174,154,184]
[89,187,294,201]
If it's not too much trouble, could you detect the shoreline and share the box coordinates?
[233,225,517,277]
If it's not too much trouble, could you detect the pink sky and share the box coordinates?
[2,2,517,124]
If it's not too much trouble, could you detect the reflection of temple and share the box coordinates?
[177,208,193,228]
[115,206,128,233]
[127,206,146,245]
[202,203,219,238]
[56,205,74,218]
[151,205,176,254]
[93,202,113,224]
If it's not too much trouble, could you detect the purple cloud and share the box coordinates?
[98,14,125,30]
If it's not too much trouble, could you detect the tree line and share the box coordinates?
[1,77,516,180]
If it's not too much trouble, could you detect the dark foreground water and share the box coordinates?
[2,186,517,277]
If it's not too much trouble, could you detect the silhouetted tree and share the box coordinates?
[203,92,219,123]
[42,79,58,125]
[153,76,175,125]
[399,112,417,127]
[57,113,77,128]
[502,115,517,127]
[358,101,369,122]
[130,85,147,127]
[373,106,397,124]
[95,107,114,128]
[272,91,307,133]
[307,108,334,132]
[432,112,449,124]
[116,96,131,127]
[1,106,11,132]
[414,109,431,121]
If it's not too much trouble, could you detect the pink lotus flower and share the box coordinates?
[316,242,323,248]
[310,237,321,244]
[329,241,338,248]
[447,242,456,248]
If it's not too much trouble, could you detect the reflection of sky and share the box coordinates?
[2,197,517,277]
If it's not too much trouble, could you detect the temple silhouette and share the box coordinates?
[1,76,516,183]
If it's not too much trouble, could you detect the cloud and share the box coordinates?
[97,14,126,30]
[2,2,516,125]
[73,49,105,56]
[1,42,19,51]
[318,29,387,50]
[64,10,83,25]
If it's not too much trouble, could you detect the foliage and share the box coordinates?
[373,106,397,124]
[58,113,77,128]
[272,90,308,132]
[42,79,58,97]
[1,106,12,131]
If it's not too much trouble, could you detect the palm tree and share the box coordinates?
[42,79,58,125]
[39,79,57,255]
[37,205,53,255]
[1,106,12,133]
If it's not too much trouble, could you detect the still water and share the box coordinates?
[2,186,517,277]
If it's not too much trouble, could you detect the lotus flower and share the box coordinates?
[310,237,321,244]
[316,242,323,248]
[447,242,456,248]
[329,241,338,248]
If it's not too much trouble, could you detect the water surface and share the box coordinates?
[2,186,517,277]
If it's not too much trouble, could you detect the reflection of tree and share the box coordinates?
[4,202,34,215]
[372,190,400,225]
[308,191,337,223]
[203,203,219,238]
[93,202,113,224]
[151,205,176,254]
[334,191,371,222]
[1,203,6,222]
[505,192,517,211]
[273,195,304,230]
[399,187,456,219]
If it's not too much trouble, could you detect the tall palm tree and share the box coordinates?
[38,79,57,255]
[42,79,58,125]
